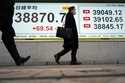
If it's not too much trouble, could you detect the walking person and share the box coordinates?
[54,6,81,65]
[0,0,31,66]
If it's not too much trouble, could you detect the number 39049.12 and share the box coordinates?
[33,25,53,31]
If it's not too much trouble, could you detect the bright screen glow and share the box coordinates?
[13,3,125,39]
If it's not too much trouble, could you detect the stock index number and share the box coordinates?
[14,12,66,23]
[93,9,122,15]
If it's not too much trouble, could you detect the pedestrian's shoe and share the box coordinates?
[16,56,31,66]
[70,61,82,65]
[54,55,60,64]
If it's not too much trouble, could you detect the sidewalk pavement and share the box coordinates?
[0,64,125,83]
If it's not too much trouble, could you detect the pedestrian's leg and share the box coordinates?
[54,48,71,64]
[71,48,77,64]
[2,33,20,62]
[71,48,81,65]
[2,33,30,66]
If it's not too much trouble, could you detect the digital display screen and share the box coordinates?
[13,3,125,40]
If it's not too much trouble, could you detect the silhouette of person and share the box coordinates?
[54,6,81,65]
[0,0,31,66]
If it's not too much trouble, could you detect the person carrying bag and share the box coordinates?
[54,6,81,65]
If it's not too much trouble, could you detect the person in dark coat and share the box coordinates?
[0,0,31,66]
[54,6,81,65]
